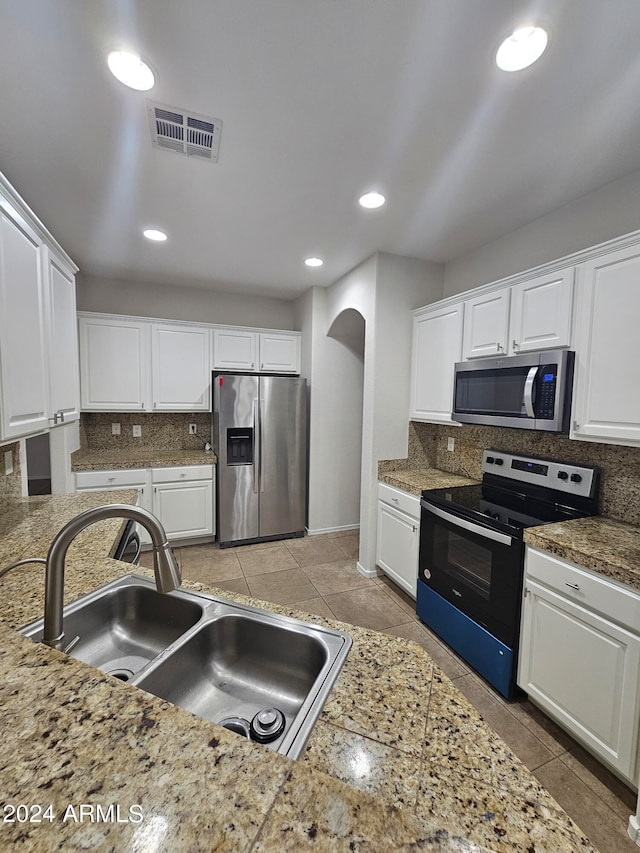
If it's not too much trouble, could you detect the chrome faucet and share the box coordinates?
[43,504,181,651]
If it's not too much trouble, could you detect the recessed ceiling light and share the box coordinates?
[107,50,155,91]
[495,26,548,72]
[304,257,324,267]
[359,191,385,209]
[143,229,167,242]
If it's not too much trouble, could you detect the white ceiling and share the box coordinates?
[1,0,640,299]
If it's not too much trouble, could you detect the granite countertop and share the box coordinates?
[525,516,640,593]
[71,447,217,471]
[379,467,479,496]
[0,493,596,852]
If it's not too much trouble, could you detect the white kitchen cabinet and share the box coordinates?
[151,323,211,411]
[213,328,301,373]
[0,206,49,440]
[213,328,257,371]
[463,288,510,359]
[571,245,640,446]
[258,332,300,373]
[152,465,214,541]
[75,468,153,545]
[509,267,573,354]
[410,301,463,423]
[79,315,151,412]
[519,547,640,784]
[376,483,420,598]
[44,249,80,425]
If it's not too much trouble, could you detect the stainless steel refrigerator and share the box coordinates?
[213,374,307,547]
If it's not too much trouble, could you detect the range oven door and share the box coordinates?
[418,500,523,647]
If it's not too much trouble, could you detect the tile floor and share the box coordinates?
[141,531,638,852]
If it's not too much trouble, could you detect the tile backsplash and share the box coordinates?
[80,413,212,452]
[0,442,22,498]
[384,422,640,526]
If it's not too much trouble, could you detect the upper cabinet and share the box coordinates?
[462,267,574,360]
[79,316,151,412]
[0,174,78,442]
[462,289,510,359]
[213,328,300,374]
[571,244,640,446]
[152,323,211,411]
[509,267,574,354]
[410,302,463,423]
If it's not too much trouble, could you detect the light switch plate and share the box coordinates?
[4,450,13,475]
[111,423,121,435]
[132,425,142,437]
[447,436,455,452]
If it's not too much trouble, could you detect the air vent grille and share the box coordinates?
[147,101,222,162]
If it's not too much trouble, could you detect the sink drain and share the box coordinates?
[108,669,134,682]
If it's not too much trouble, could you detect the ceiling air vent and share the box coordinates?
[147,100,223,162]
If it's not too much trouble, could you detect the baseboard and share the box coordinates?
[306,524,359,537]
[357,561,381,579]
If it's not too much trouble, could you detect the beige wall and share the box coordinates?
[76,274,297,330]
[443,167,640,297]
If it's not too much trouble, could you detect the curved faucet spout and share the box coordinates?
[43,504,181,650]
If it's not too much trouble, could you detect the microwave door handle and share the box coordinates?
[422,502,514,546]
[523,366,539,418]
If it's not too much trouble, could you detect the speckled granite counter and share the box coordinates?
[379,467,479,496]
[525,516,640,593]
[70,447,216,471]
[0,493,596,852]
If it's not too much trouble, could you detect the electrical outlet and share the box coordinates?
[447,436,455,452]
[132,425,142,438]
[111,422,121,435]
[4,450,13,476]
[189,423,197,435]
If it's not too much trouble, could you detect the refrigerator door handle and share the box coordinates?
[253,399,259,494]
[260,398,266,493]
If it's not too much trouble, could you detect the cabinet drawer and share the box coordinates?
[75,468,148,489]
[526,547,640,634]
[152,465,214,484]
[377,482,420,520]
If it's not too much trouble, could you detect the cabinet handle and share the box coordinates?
[573,421,580,431]
[412,525,417,533]
[565,582,580,591]
[391,497,399,502]
[512,339,519,350]
[496,342,503,351]
[59,411,65,422]
[108,477,115,482]
[261,363,264,370]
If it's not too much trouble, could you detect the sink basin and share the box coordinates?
[21,583,204,680]
[20,574,351,758]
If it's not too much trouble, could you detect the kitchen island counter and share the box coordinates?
[0,494,595,852]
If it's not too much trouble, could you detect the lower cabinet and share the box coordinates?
[152,466,214,540]
[518,547,640,784]
[376,483,420,599]
[75,465,215,546]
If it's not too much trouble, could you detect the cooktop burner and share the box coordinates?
[422,450,599,537]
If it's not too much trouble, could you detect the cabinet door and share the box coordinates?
[572,246,640,445]
[213,329,258,371]
[519,578,640,782]
[462,288,510,359]
[259,333,300,373]
[0,210,48,439]
[509,267,574,354]
[376,501,419,599]
[79,316,151,411]
[153,480,214,540]
[152,324,211,411]
[410,303,463,423]
[46,251,80,424]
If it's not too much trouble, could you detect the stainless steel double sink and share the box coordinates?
[20,574,351,759]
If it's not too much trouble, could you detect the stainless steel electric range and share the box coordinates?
[416,450,599,699]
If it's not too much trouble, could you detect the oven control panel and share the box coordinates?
[482,450,597,499]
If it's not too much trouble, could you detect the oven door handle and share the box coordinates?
[523,366,539,418]
[422,502,514,546]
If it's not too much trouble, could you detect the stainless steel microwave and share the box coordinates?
[452,349,574,432]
